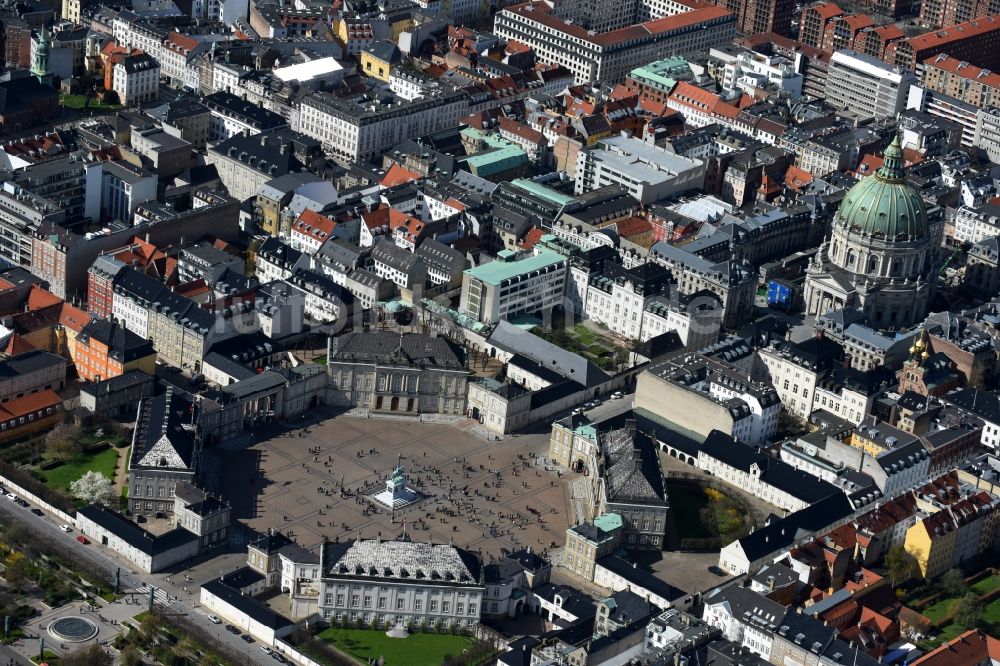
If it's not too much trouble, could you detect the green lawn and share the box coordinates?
[317,628,472,665]
[921,598,955,624]
[533,325,627,370]
[41,447,119,490]
[972,574,1000,596]
[919,623,965,650]
[983,595,1000,625]
[60,94,122,111]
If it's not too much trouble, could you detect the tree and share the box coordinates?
[3,552,33,593]
[953,592,984,628]
[884,546,919,586]
[119,645,142,666]
[45,422,82,462]
[140,611,161,637]
[60,645,113,666]
[70,471,114,506]
[940,568,968,597]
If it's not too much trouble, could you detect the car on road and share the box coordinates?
[241,634,254,643]
[75,535,89,544]
[207,614,221,624]
[225,624,240,634]
[30,508,44,516]
[261,646,273,655]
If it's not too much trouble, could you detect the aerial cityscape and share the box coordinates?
[1,0,1000,663]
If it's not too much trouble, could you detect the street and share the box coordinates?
[0,498,271,665]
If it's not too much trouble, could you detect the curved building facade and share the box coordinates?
[804,135,939,329]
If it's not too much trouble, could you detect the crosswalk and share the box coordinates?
[135,584,177,608]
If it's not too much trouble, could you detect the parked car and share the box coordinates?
[260,646,273,655]
[611,391,623,399]
[241,634,254,643]
[272,653,287,664]
[225,624,240,634]
[5,493,16,501]
[207,614,221,624]
[58,524,72,532]
[14,499,28,507]
[30,508,44,516]
[708,565,725,576]
[75,535,89,545]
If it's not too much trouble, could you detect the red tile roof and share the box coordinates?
[614,216,653,238]
[380,163,421,188]
[841,14,874,31]
[908,15,1000,50]
[668,81,721,110]
[505,39,532,54]
[1,333,35,356]
[498,116,544,143]
[26,286,62,311]
[58,303,91,334]
[812,2,843,19]
[294,209,337,243]
[388,209,426,239]
[911,631,1000,666]
[856,154,883,175]
[924,53,1000,89]
[873,24,905,40]
[0,389,61,420]
[517,227,545,250]
[165,31,199,51]
[784,165,813,191]
[361,204,390,229]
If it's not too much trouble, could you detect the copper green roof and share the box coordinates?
[836,135,928,241]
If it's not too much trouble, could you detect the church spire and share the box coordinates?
[31,27,53,86]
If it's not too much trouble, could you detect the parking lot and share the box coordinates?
[222,414,573,558]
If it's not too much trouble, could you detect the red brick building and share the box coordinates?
[920,0,1000,29]
[799,2,844,49]
[715,0,795,36]
[892,15,1000,71]
[86,255,125,319]
[822,14,875,52]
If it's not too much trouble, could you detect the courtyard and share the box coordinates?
[221,413,571,556]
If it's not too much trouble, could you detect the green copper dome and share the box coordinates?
[836,135,928,241]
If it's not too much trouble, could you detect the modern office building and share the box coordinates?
[824,50,914,119]
[459,250,567,324]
